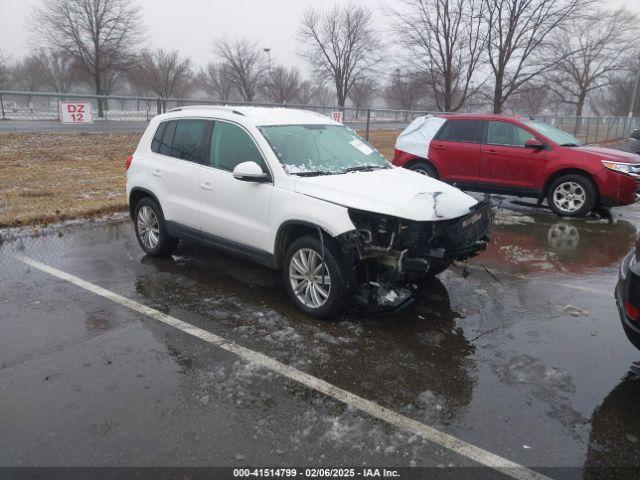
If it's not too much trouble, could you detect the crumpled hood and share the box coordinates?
[294,167,478,221]
[574,146,640,163]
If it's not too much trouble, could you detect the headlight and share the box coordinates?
[602,160,640,176]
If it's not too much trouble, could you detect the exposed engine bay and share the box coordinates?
[338,200,493,312]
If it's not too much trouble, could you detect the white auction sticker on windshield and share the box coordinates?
[350,139,374,155]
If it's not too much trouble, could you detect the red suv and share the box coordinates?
[393,114,640,217]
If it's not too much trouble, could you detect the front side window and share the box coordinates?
[258,124,389,175]
[487,121,536,147]
[437,120,484,143]
[210,121,266,172]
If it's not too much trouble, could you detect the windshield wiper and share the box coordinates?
[341,165,389,173]
[292,170,338,177]
[559,143,580,147]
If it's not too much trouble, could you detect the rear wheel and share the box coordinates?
[283,235,348,318]
[547,174,596,217]
[408,161,438,178]
[133,197,178,256]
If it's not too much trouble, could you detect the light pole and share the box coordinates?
[263,48,272,80]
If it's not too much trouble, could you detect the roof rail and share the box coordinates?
[166,105,245,115]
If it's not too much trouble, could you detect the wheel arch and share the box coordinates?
[129,188,163,220]
[541,169,599,201]
[273,220,334,269]
[404,157,439,177]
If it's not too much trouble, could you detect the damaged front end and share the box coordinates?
[337,200,492,312]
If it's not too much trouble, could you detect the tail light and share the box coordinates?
[393,149,402,160]
[625,301,639,322]
[125,155,133,170]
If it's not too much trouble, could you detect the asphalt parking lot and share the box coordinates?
[1,198,639,479]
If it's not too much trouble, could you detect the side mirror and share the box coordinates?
[232,161,269,182]
[525,138,547,150]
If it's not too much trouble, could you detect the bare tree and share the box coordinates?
[215,37,265,102]
[0,51,11,89]
[298,2,381,107]
[140,49,194,107]
[482,0,590,114]
[384,72,428,110]
[295,80,316,105]
[348,77,377,115]
[546,9,638,118]
[389,0,487,112]
[263,65,303,104]
[503,81,553,115]
[594,62,640,117]
[310,83,335,106]
[12,55,43,107]
[31,48,76,93]
[31,0,144,116]
[199,63,235,102]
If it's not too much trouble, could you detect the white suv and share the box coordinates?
[126,106,491,317]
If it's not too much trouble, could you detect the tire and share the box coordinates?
[408,161,438,178]
[133,197,178,256]
[547,174,596,217]
[282,235,349,318]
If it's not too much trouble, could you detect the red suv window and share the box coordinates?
[436,120,484,143]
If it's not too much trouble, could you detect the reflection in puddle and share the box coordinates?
[134,251,476,426]
[482,211,636,274]
[586,371,640,472]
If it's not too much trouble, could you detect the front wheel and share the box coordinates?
[547,174,596,217]
[283,236,348,318]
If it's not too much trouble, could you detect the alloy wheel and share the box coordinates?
[552,181,586,214]
[288,248,331,309]
[137,205,160,250]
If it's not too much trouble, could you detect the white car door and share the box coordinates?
[147,119,206,230]
[199,120,272,252]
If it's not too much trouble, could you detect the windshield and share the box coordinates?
[258,124,389,175]
[523,120,582,146]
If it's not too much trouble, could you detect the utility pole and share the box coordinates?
[628,56,640,118]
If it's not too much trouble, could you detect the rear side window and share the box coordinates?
[170,120,210,163]
[158,121,177,156]
[210,121,266,172]
[437,120,484,143]
[487,121,536,147]
[151,122,167,153]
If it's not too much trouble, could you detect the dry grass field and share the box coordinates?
[0,129,400,228]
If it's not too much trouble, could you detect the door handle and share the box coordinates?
[201,182,214,191]
[432,144,445,150]
[484,149,498,155]
[151,169,163,177]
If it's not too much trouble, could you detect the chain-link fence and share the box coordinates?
[0,90,427,139]
[4,90,638,143]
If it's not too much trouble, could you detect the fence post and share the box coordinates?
[156,99,162,115]
[0,94,4,120]
[594,117,599,143]
[586,117,591,144]
[365,109,371,141]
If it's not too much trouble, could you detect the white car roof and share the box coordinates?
[160,105,341,127]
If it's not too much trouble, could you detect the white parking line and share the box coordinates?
[18,255,551,480]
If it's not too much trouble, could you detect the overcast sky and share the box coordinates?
[1,0,639,71]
